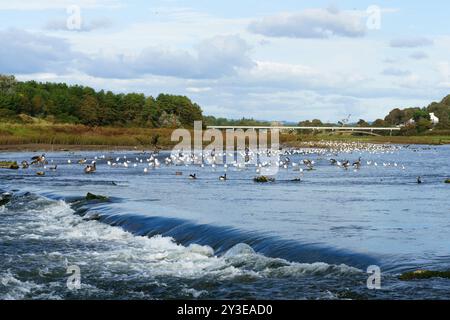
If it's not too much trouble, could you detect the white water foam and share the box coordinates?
[0,196,361,299]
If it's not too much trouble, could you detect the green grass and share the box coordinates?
[0,123,178,148]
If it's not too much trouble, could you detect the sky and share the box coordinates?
[0,0,449,122]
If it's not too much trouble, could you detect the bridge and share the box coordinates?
[206,126,401,136]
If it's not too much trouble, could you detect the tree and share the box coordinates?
[0,74,17,94]
[412,109,430,122]
[78,95,99,126]
[0,78,205,128]
[357,119,370,127]
[384,108,405,125]
[416,118,432,133]
[372,119,387,127]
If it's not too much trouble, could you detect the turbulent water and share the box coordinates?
[1,145,449,300]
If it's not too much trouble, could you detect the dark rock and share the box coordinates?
[399,270,450,281]
[86,193,109,201]
[253,176,275,183]
[0,193,12,206]
[0,161,19,170]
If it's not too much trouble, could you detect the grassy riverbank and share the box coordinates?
[1,123,450,151]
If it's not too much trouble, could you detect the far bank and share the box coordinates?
[1,123,450,152]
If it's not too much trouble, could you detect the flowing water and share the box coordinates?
[1,145,449,300]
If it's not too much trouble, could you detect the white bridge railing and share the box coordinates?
[207,126,401,132]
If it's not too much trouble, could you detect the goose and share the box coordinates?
[84,162,96,174]
[219,174,227,181]
[31,154,46,166]
[330,159,337,165]
[49,165,58,171]
[353,157,362,169]
[21,161,29,169]
[189,174,197,180]
[342,160,350,169]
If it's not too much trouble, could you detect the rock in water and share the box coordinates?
[0,193,12,206]
[0,161,19,170]
[253,176,275,183]
[86,193,109,201]
[399,270,450,281]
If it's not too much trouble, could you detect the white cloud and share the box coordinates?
[0,0,122,10]
[45,17,112,32]
[82,35,255,79]
[0,28,81,74]
[390,37,434,48]
[248,7,366,39]
[409,51,428,60]
[186,87,212,93]
[382,68,412,77]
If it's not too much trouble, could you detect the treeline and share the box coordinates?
[0,75,203,128]
[383,95,450,134]
[203,116,271,127]
[297,95,450,135]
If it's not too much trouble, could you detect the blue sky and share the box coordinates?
[0,0,449,122]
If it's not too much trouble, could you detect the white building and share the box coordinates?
[405,113,439,126]
[429,112,439,125]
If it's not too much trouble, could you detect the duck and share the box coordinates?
[219,174,227,181]
[84,162,96,174]
[31,154,46,166]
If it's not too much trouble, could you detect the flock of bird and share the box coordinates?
[14,141,423,183]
